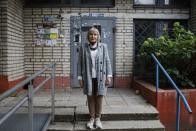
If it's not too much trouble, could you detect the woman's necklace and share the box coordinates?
[89,43,98,50]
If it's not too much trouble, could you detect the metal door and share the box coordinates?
[70,16,115,87]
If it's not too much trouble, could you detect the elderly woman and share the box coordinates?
[77,27,112,129]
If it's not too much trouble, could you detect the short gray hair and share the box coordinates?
[87,27,101,42]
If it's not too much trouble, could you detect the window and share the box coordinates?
[80,0,114,7]
[81,0,114,5]
[25,0,71,7]
[134,0,190,8]
[134,0,155,5]
[164,0,169,5]
[169,0,190,8]
[25,0,114,7]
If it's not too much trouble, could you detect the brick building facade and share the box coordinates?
[191,0,196,33]
[0,0,191,92]
[0,0,25,92]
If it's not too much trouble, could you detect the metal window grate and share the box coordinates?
[134,20,156,81]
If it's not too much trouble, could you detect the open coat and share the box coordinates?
[77,42,112,96]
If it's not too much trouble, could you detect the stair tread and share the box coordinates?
[77,106,159,115]
[48,122,73,130]
[52,106,159,122]
[49,105,158,116]
[76,120,164,130]
[75,106,159,121]
[48,120,165,131]
[1,106,158,115]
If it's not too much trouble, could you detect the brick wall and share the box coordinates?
[191,0,196,33]
[0,0,24,92]
[0,0,7,76]
[190,0,196,84]
[23,0,189,88]
[6,0,24,81]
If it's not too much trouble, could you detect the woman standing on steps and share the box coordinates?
[77,27,112,129]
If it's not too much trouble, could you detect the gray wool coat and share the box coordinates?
[77,42,112,96]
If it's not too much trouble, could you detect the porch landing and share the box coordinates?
[0,88,165,131]
[0,87,158,111]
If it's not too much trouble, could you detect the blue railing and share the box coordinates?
[151,53,192,131]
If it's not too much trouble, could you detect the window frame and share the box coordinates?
[79,0,115,7]
[133,0,190,8]
[134,0,156,6]
[24,0,115,8]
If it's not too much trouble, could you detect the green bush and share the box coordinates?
[140,22,196,88]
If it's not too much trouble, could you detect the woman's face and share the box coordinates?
[88,31,98,44]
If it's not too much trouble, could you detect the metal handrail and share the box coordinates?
[0,62,56,131]
[151,53,192,131]
[0,63,54,101]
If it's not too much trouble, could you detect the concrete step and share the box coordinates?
[47,120,165,131]
[54,106,159,122]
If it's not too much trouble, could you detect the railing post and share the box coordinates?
[28,81,34,131]
[176,93,180,131]
[51,63,56,123]
[156,64,159,94]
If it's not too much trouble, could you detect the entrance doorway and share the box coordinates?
[70,16,115,87]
